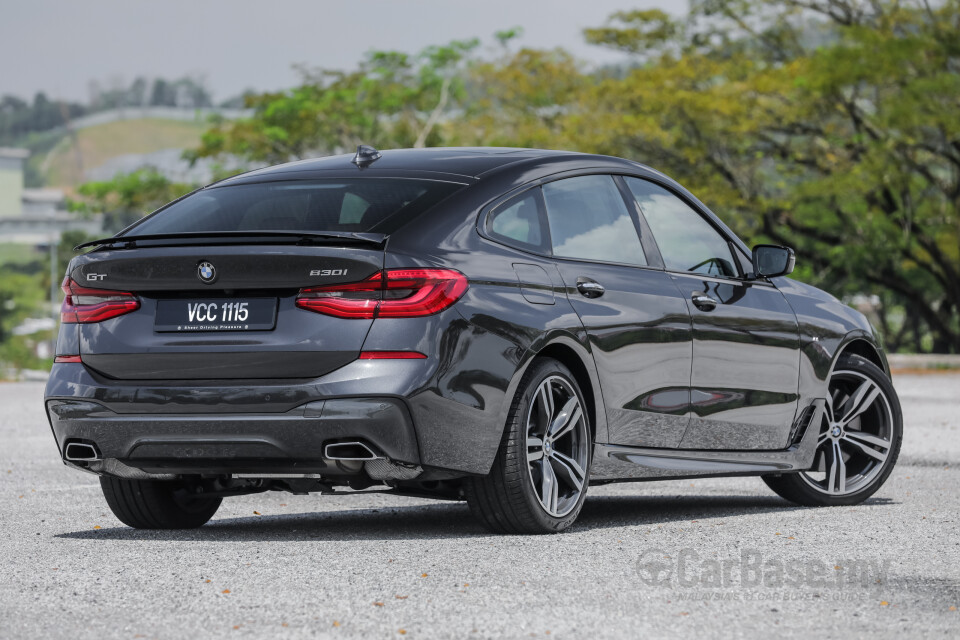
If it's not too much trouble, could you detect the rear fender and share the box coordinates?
[497,332,607,447]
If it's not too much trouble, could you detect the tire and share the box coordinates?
[763,353,902,506]
[100,477,222,529]
[466,357,592,534]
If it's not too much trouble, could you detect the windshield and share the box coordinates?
[125,178,464,236]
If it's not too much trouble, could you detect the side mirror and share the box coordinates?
[752,244,795,279]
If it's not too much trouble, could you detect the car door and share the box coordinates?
[538,174,693,448]
[623,176,801,450]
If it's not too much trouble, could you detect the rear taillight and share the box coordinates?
[294,276,382,319]
[296,269,468,319]
[60,278,140,324]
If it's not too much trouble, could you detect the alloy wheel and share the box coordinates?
[525,375,590,517]
[799,369,895,495]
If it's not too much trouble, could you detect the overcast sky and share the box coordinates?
[0,0,687,103]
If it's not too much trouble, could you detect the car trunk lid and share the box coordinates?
[71,243,383,380]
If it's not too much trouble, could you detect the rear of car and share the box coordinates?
[46,174,473,487]
[45,148,902,536]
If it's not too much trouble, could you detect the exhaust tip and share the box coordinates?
[64,442,100,462]
[324,441,382,461]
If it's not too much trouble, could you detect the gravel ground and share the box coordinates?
[1,375,957,639]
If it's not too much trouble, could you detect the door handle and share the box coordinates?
[691,293,717,311]
[576,278,605,299]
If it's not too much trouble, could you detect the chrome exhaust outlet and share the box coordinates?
[324,441,382,461]
[64,442,100,462]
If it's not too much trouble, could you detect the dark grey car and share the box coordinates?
[45,147,902,533]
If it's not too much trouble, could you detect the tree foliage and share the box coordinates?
[185,40,478,165]
[452,46,585,148]
[69,168,195,234]
[583,9,681,55]
[0,93,86,145]
[570,0,960,352]
[0,75,218,146]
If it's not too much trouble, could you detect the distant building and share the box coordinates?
[0,148,102,244]
[21,188,66,216]
[0,148,29,217]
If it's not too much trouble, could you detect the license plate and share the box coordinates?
[154,298,277,332]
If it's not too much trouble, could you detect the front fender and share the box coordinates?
[775,276,887,411]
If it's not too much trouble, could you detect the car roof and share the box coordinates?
[216,147,645,184]
[185,147,752,256]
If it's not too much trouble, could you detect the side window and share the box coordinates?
[486,190,548,253]
[541,175,646,266]
[624,177,738,278]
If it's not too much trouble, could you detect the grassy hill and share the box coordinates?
[36,118,208,189]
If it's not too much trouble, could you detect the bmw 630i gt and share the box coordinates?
[45,146,902,533]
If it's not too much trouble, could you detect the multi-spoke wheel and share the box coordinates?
[525,376,590,517]
[466,358,591,533]
[764,353,902,506]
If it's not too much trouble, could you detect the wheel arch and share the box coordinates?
[495,333,608,447]
[535,342,600,443]
[834,334,889,378]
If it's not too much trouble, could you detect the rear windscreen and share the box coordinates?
[125,178,465,236]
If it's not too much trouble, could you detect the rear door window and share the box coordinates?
[541,175,647,266]
[126,179,464,236]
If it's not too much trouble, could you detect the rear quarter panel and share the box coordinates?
[383,182,604,474]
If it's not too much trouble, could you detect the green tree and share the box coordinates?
[0,269,46,371]
[185,40,478,166]
[452,46,585,149]
[572,0,960,352]
[69,168,196,233]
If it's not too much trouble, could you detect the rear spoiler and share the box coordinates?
[75,230,388,251]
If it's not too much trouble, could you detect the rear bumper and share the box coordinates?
[45,303,522,477]
[47,396,420,476]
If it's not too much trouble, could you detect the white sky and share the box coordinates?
[0,0,688,103]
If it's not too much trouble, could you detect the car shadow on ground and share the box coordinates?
[56,494,896,542]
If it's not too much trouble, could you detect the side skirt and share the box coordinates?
[590,400,824,481]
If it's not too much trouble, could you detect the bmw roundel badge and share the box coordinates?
[197,261,217,284]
